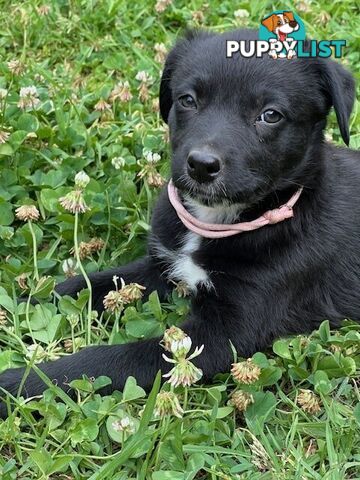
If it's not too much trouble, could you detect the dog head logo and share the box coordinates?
[259,10,306,59]
[261,11,299,42]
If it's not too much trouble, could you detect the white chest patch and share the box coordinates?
[155,197,246,292]
[169,232,210,291]
[185,197,246,224]
[154,231,211,292]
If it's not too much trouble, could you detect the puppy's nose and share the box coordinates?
[289,20,297,28]
[187,150,221,183]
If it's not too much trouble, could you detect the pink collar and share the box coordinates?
[167,180,303,239]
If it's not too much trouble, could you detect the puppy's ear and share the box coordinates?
[159,41,185,124]
[319,60,355,145]
[261,14,276,33]
[159,30,213,123]
[283,11,295,22]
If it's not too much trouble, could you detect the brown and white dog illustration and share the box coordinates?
[261,11,299,59]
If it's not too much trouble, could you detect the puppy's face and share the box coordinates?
[160,30,354,206]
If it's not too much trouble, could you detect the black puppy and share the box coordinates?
[0,29,358,415]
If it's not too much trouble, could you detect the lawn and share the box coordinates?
[0,0,359,478]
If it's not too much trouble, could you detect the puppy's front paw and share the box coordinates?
[269,50,278,59]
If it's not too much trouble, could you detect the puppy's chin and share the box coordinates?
[173,181,258,209]
[172,179,227,207]
[172,174,279,210]
[188,194,229,208]
[178,186,249,210]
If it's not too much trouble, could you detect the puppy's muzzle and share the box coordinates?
[187,150,221,183]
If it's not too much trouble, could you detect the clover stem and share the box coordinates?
[73,212,93,344]
[28,220,39,281]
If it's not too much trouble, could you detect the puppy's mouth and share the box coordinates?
[173,178,229,207]
[172,177,266,209]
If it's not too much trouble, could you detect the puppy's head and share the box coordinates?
[160,30,355,205]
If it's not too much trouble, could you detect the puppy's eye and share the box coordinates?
[178,94,197,109]
[256,110,283,124]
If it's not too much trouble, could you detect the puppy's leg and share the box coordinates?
[56,255,170,311]
[0,300,236,417]
[0,255,172,417]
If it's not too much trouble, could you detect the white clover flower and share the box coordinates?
[147,171,165,188]
[34,73,45,82]
[0,308,7,325]
[110,81,133,103]
[155,391,184,418]
[135,71,145,82]
[111,156,126,169]
[7,59,24,76]
[0,131,10,143]
[143,150,151,162]
[119,282,146,303]
[74,171,90,189]
[161,326,204,387]
[138,82,149,102]
[154,43,167,63]
[229,390,254,412]
[296,0,312,14]
[234,9,249,19]
[231,359,261,384]
[59,190,89,214]
[161,326,188,353]
[297,389,321,414]
[15,205,40,222]
[0,88,8,99]
[103,290,124,313]
[112,416,135,434]
[119,81,133,102]
[26,344,47,363]
[18,86,40,109]
[26,343,60,363]
[162,345,204,387]
[62,257,76,273]
[155,0,172,13]
[135,71,152,83]
[162,355,203,387]
[94,99,111,111]
[62,258,77,276]
[37,5,50,15]
[20,86,37,97]
[170,336,192,358]
[144,149,161,163]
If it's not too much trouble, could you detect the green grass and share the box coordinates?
[0,0,359,478]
